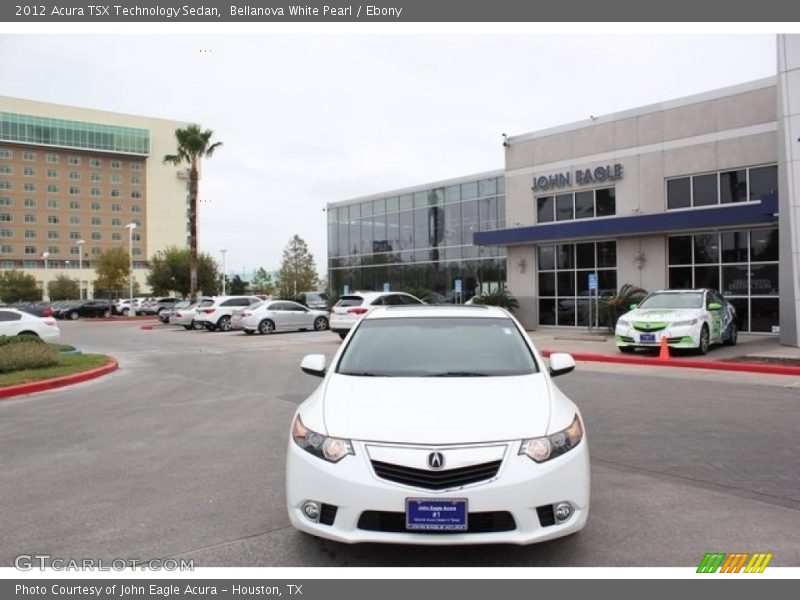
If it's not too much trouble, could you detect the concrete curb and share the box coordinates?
[0,357,119,400]
[83,316,156,322]
[540,349,800,377]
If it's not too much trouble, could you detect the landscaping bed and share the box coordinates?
[0,336,112,388]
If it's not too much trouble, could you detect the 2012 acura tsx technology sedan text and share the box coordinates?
[285,305,589,545]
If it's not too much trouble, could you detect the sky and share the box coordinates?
[0,33,779,279]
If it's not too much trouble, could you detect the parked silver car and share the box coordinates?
[239,300,330,334]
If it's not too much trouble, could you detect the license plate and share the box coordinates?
[405,498,468,531]
[640,333,656,343]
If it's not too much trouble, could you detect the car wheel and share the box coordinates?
[697,324,710,355]
[192,320,204,331]
[18,331,39,338]
[618,346,635,354]
[183,325,193,330]
[69,311,79,320]
[258,319,275,334]
[204,323,215,331]
[314,316,329,331]
[337,331,347,340]
[218,315,232,332]
[121,308,130,316]
[723,322,738,346]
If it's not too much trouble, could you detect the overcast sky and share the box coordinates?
[0,33,778,278]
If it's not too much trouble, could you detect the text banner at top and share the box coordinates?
[3,0,800,22]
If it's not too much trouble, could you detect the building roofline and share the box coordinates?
[507,76,777,145]
[328,168,505,208]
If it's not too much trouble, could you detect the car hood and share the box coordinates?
[321,373,552,444]
[623,308,703,323]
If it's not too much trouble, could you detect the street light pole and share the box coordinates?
[125,223,137,308]
[41,251,50,302]
[221,249,227,295]
[76,239,85,300]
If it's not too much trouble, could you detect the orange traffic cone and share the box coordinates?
[658,336,670,361]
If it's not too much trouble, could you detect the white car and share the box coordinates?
[286,305,589,545]
[194,295,262,332]
[0,308,61,342]
[169,300,210,330]
[329,291,424,340]
[615,288,737,355]
[237,300,329,334]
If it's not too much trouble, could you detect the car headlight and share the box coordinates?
[616,319,629,327]
[519,415,583,463]
[291,414,354,463]
[671,318,698,327]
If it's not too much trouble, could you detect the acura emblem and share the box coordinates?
[427,452,445,470]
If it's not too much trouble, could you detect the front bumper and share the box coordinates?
[285,437,590,545]
[615,323,699,348]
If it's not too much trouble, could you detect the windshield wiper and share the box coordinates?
[338,371,391,377]
[426,371,489,377]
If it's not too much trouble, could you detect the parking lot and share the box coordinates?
[1,320,799,567]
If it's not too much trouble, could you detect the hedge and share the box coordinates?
[0,339,60,373]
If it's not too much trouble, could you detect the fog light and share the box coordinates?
[302,501,320,521]
[554,502,572,522]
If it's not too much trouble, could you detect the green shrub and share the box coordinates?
[470,288,520,312]
[0,334,45,348]
[0,341,60,373]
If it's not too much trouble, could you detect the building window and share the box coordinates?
[91,203,101,211]
[25,230,36,239]
[91,217,102,225]
[0,260,13,268]
[69,246,80,255]
[69,171,80,180]
[90,158,102,167]
[69,201,80,210]
[46,153,59,163]
[111,160,121,169]
[47,215,60,224]
[90,173,102,182]
[131,219,141,226]
[536,187,616,223]
[22,151,36,161]
[111,204,122,212]
[0,197,11,207]
[47,169,58,178]
[132,247,142,256]
[132,233,141,242]
[0,182,11,190]
[24,214,35,223]
[69,216,80,224]
[23,167,36,177]
[667,165,778,210]
[0,229,12,238]
[48,231,60,239]
[69,231,81,240]
[23,183,36,192]
[667,228,779,333]
[0,213,11,222]
[111,189,121,197]
[91,232,101,241]
[24,198,35,208]
[0,165,11,175]
[91,188,101,197]
[131,205,142,213]
[68,156,81,165]
[46,199,60,209]
[0,149,12,159]
[131,190,142,199]
[130,161,142,171]
[24,246,36,255]
[69,186,80,195]
[47,246,60,254]
[91,247,101,255]
[112,232,122,241]
[537,241,617,327]
[110,175,121,184]
[1,245,13,254]
[47,184,59,194]
[130,175,142,185]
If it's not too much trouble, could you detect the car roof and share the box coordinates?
[650,289,712,294]
[341,291,418,300]
[362,304,509,320]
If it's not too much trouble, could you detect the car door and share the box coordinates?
[284,301,311,329]
[0,309,23,336]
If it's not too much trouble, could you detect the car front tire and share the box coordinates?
[697,324,710,355]
[258,319,275,335]
[723,322,738,346]
[217,315,232,332]
[313,316,329,331]
[69,311,79,320]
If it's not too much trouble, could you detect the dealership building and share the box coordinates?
[0,97,192,298]
[329,35,800,347]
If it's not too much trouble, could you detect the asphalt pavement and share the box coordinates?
[0,320,798,568]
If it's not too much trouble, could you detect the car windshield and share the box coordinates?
[638,292,703,309]
[336,317,539,377]
[306,293,327,303]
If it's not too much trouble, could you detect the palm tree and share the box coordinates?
[163,125,222,302]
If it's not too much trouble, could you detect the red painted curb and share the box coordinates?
[540,349,800,377]
[0,358,119,400]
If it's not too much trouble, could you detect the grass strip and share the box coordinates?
[0,354,111,387]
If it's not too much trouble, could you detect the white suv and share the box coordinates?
[195,295,262,332]
[329,291,424,339]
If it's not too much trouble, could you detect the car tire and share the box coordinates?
[314,316,329,331]
[618,346,635,354]
[697,324,710,355]
[69,311,79,320]
[723,322,738,346]
[218,315,232,332]
[337,331,347,340]
[258,319,275,335]
[192,320,204,331]
[204,323,215,331]
[121,308,130,316]
[183,325,193,330]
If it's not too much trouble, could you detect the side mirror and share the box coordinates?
[629,303,638,310]
[300,354,326,378]
[708,303,721,311]
[548,352,576,377]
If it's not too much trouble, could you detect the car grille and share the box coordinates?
[357,510,516,533]
[370,460,502,490]
[632,321,668,332]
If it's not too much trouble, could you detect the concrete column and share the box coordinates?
[777,34,800,347]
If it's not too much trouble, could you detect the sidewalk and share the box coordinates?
[526,328,800,375]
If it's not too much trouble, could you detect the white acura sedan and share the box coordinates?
[0,308,61,342]
[285,305,589,545]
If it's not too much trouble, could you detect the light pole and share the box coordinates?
[41,251,50,302]
[76,239,85,300]
[125,223,137,308]
[221,249,227,295]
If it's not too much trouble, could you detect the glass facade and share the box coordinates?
[666,165,777,210]
[0,112,150,155]
[328,175,506,299]
[668,228,779,333]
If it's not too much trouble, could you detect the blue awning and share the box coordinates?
[474,194,778,246]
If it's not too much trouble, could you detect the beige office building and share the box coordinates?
[0,97,192,298]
